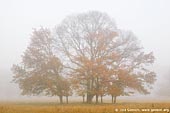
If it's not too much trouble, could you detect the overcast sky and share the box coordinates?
[0,0,170,100]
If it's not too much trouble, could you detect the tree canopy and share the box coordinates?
[12,11,156,104]
[12,28,71,104]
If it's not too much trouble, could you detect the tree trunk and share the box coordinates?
[83,95,85,103]
[87,94,93,103]
[86,79,94,103]
[112,95,113,103]
[66,96,68,104]
[96,94,99,104]
[59,95,63,104]
[114,96,117,104]
[96,77,99,104]
[101,95,103,103]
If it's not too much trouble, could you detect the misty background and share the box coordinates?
[0,0,170,101]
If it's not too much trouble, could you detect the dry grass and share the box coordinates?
[0,102,170,113]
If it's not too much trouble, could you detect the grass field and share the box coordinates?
[0,102,170,113]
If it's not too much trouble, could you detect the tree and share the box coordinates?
[107,79,125,104]
[62,79,72,104]
[55,11,156,103]
[12,11,156,104]
[56,11,118,103]
[12,27,70,104]
[71,79,86,103]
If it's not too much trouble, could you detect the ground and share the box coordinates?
[0,102,170,113]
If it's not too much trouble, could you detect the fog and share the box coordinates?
[0,0,170,101]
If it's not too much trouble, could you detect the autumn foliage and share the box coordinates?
[12,11,156,104]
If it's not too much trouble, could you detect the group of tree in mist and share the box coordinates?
[12,11,156,104]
